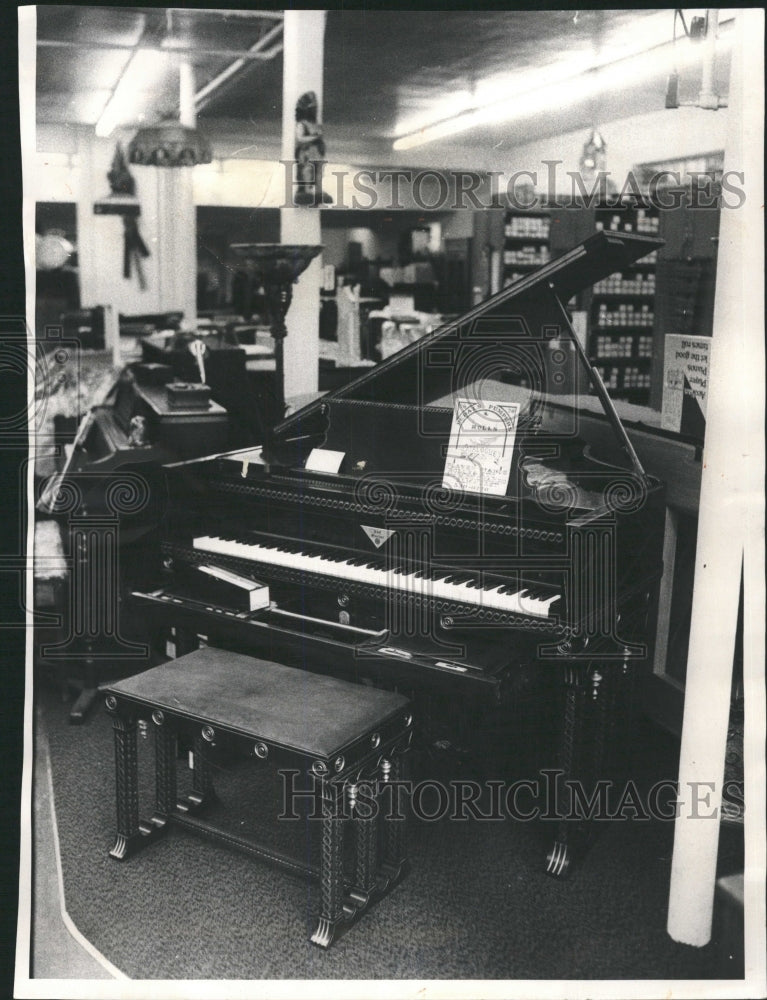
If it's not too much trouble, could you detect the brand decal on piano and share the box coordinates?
[361,525,395,548]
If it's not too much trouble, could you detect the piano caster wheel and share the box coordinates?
[545,839,572,879]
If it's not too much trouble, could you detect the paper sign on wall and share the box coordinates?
[661,334,711,438]
[442,397,520,496]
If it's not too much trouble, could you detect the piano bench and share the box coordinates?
[100,646,413,949]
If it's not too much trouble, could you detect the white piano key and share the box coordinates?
[192,535,559,618]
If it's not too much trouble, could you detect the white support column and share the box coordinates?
[153,61,198,330]
[280,10,326,403]
[667,9,762,948]
[75,130,99,309]
[155,166,197,329]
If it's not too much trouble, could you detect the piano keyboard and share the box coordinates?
[192,534,561,618]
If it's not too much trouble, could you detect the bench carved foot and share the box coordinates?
[545,838,573,879]
[109,822,165,860]
[310,915,345,949]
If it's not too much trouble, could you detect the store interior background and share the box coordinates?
[24,6,759,985]
[34,7,730,376]
[32,6,736,710]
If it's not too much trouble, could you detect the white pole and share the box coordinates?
[733,10,766,986]
[179,61,196,129]
[280,10,326,404]
[104,303,120,368]
[667,9,759,947]
[151,61,198,332]
[698,9,720,109]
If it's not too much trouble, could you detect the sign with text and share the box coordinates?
[443,397,520,496]
[661,334,711,438]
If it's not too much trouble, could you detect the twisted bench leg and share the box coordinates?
[380,755,409,883]
[105,696,170,859]
[152,714,177,827]
[349,781,379,908]
[108,709,142,859]
[311,781,345,948]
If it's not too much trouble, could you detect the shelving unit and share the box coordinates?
[589,201,659,404]
[502,209,550,287]
[492,198,718,410]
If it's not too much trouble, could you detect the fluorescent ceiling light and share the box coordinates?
[393,12,732,150]
[95,49,170,138]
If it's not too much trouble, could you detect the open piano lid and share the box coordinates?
[266,230,663,477]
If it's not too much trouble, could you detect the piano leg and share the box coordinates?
[545,664,584,878]
[169,625,202,659]
[545,661,612,879]
[545,658,637,878]
[69,646,99,724]
[69,685,99,724]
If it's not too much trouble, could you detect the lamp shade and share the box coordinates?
[230,244,324,284]
[128,123,213,168]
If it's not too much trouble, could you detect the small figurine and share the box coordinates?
[294,91,332,206]
[128,415,148,448]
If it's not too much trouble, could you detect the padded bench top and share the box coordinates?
[101,646,410,759]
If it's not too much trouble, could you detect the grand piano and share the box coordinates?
[134,231,667,876]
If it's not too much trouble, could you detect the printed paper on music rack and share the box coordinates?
[442,397,520,496]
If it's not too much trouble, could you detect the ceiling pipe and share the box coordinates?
[167,8,283,19]
[194,20,284,112]
[37,37,282,61]
[94,13,147,138]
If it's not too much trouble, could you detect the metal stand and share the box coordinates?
[230,243,322,421]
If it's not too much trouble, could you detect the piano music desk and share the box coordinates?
[101,647,413,948]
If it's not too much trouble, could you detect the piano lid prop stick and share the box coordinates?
[549,286,648,482]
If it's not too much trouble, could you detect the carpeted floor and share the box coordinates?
[35,680,743,982]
